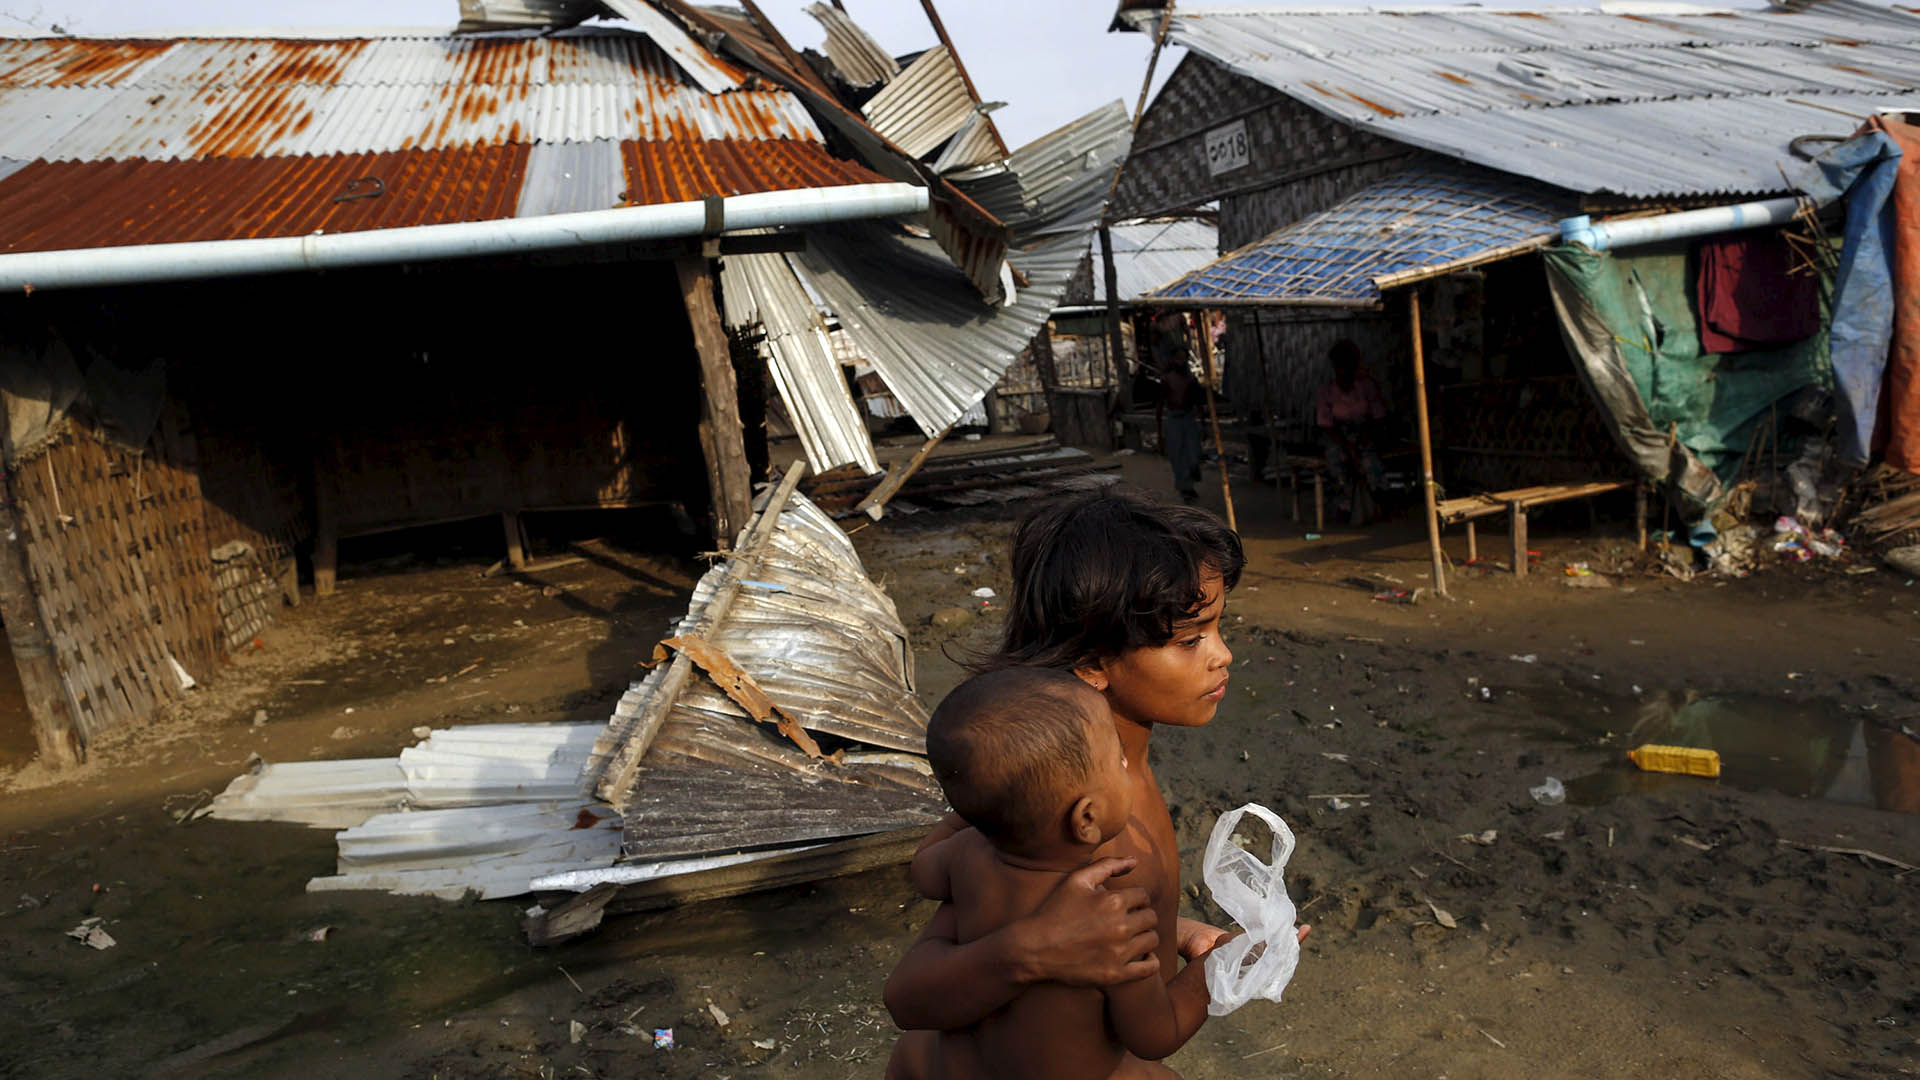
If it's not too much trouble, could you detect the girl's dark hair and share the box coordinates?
[980,489,1244,673]
[1328,340,1363,367]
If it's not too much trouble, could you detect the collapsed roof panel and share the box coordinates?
[721,248,883,476]
[861,45,979,159]
[805,0,900,89]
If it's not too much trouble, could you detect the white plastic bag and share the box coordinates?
[1200,803,1300,1016]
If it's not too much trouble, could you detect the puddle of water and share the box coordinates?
[1472,687,1920,813]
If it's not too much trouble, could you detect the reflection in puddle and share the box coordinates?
[1477,688,1920,813]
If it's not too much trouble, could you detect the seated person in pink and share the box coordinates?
[1314,340,1387,524]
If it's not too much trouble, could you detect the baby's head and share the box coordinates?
[926,667,1130,862]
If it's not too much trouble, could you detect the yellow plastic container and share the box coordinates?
[1628,744,1721,778]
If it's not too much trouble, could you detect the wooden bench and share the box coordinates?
[1436,480,1645,578]
[1280,455,1329,531]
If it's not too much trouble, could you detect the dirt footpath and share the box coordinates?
[1,463,1917,1080]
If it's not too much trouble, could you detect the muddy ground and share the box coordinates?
[1,455,1917,1080]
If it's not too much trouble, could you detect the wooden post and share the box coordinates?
[312,434,339,599]
[1635,481,1649,552]
[1100,225,1128,414]
[1466,520,1478,563]
[1509,501,1529,579]
[1194,312,1237,533]
[0,422,81,767]
[1312,472,1324,533]
[502,509,527,570]
[678,255,753,549]
[1409,289,1449,598]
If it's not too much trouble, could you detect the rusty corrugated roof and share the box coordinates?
[0,138,888,253]
[0,26,900,251]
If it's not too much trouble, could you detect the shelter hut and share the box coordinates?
[0,2,1127,767]
[1111,1,1920,589]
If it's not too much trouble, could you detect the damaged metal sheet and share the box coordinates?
[207,723,599,829]
[309,801,623,900]
[719,248,882,476]
[805,1,899,89]
[862,45,980,159]
[950,101,1133,245]
[793,225,1096,437]
[778,100,1132,435]
[588,475,939,859]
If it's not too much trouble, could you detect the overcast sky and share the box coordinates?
[8,1,1766,149]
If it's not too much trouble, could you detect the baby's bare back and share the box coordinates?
[932,832,1176,1080]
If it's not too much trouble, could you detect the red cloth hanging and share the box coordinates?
[1695,232,1820,356]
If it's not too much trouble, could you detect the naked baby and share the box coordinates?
[886,667,1219,1080]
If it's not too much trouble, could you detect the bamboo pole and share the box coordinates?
[1409,289,1448,598]
[1194,312,1237,533]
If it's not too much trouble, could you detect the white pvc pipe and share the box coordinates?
[0,182,930,292]
[1558,196,1804,252]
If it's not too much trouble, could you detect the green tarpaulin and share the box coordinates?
[1544,242,1830,515]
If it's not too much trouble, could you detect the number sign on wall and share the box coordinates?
[1204,119,1250,176]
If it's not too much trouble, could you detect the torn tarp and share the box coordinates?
[1544,242,1831,515]
[1797,116,1920,472]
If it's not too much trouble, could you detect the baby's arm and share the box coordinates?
[908,813,970,901]
[1101,937,1223,1060]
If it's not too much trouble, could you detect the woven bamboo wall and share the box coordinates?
[192,405,305,652]
[9,407,223,740]
[1112,55,1415,222]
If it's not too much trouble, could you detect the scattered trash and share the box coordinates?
[330,726,354,741]
[1426,900,1458,929]
[66,918,115,950]
[1114,448,1136,457]
[1303,533,1322,541]
[1508,654,1538,664]
[1675,834,1716,853]
[1479,686,1493,701]
[753,1038,778,1050]
[707,1003,730,1028]
[1202,804,1300,1015]
[252,710,268,728]
[1528,777,1565,806]
[1628,744,1721,778]
[1564,571,1612,589]
[1327,797,1352,810]
[1457,829,1498,846]
[411,726,432,740]
[1240,750,1250,762]
[304,925,334,942]
[1371,587,1422,605]
[653,1029,675,1049]
[570,1020,587,1045]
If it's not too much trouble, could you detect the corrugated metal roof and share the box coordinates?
[805,1,899,89]
[0,27,903,251]
[861,45,978,159]
[1093,217,1220,304]
[0,138,886,252]
[1148,162,1574,304]
[0,33,816,163]
[1131,1,1920,197]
